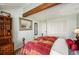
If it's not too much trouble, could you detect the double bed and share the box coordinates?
[17,36,68,55]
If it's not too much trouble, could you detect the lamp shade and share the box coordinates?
[74,28,79,34]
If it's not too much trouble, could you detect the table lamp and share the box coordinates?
[74,28,79,40]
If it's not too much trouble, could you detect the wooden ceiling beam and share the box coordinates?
[23,3,60,17]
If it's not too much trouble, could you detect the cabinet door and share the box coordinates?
[0,48,3,55]
[4,17,11,28]
[0,17,4,36]
[2,44,14,55]
[4,17,12,36]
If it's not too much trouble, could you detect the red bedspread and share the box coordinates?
[19,41,52,55]
[18,36,57,55]
[26,41,51,54]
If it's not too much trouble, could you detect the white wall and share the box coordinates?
[27,4,78,39]
[38,15,77,39]
[78,19,79,27]
[77,15,79,27]
[12,9,39,50]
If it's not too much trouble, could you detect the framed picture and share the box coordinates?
[19,17,32,31]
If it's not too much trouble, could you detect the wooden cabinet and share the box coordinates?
[0,43,14,55]
[0,15,14,55]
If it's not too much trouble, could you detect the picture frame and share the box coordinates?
[19,17,32,31]
[34,22,38,35]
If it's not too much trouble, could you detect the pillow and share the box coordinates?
[66,39,75,47]
[71,43,77,51]
[50,38,68,55]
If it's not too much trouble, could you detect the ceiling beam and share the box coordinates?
[23,3,60,17]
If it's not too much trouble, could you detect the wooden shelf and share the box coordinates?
[0,36,12,39]
[0,15,14,55]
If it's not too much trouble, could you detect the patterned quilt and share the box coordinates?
[17,36,57,55]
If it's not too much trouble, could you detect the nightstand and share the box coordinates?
[75,40,79,50]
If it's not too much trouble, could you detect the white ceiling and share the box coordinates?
[0,3,25,9]
[27,3,79,21]
[0,3,41,9]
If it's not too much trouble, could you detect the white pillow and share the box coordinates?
[50,38,68,55]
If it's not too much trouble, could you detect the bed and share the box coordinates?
[17,36,68,55]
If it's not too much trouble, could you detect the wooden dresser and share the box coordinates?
[0,15,14,55]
